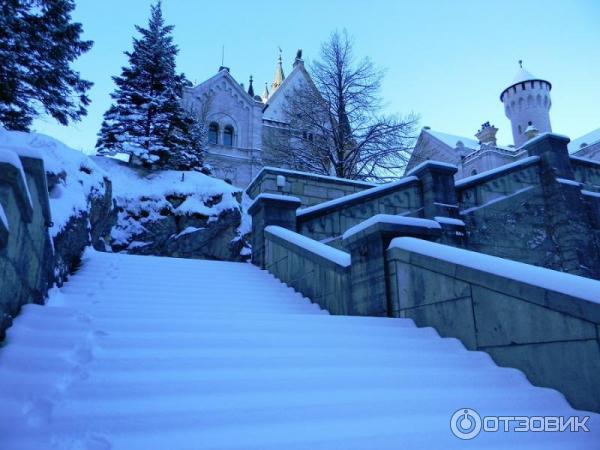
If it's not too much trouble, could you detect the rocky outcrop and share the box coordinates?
[106,190,249,262]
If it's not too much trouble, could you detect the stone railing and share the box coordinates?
[264,225,352,315]
[246,166,375,207]
[455,134,600,279]
[255,205,600,412]
[248,135,600,412]
[0,148,53,338]
[387,236,600,413]
[570,155,600,191]
[456,155,541,211]
[295,161,464,247]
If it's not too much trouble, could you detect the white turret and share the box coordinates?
[500,61,552,147]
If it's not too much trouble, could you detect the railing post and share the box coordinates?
[408,161,458,219]
[248,194,301,269]
[408,161,465,245]
[523,133,600,278]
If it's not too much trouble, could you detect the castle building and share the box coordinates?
[406,63,600,178]
[183,50,316,187]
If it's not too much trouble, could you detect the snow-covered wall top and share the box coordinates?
[390,237,600,311]
[265,225,351,267]
[0,128,106,237]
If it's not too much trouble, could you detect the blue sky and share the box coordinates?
[33,0,600,153]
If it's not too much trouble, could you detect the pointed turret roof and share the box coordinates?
[500,61,551,101]
[261,82,269,102]
[248,75,254,97]
[271,52,285,91]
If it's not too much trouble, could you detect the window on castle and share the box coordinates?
[208,123,219,144]
[223,126,234,147]
[518,125,522,134]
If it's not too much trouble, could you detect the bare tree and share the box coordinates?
[276,31,418,181]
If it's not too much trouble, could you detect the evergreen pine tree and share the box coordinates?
[0,0,93,131]
[96,1,204,170]
[167,106,207,171]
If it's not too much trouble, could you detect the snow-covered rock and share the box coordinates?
[0,127,251,282]
[92,156,251,261]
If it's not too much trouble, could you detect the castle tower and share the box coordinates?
[500,61,552,147]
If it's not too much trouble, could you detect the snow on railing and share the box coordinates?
[455,156,540,189]
[265,225,351,267]
[389,237,600,306]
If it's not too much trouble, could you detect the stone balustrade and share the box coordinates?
[246,166,375,207]
[249,133,600,412]
[387,237,600,413]
[264,225,352,315]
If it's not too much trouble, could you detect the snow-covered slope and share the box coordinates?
[0,251,596,449]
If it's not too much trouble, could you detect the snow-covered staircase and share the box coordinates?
[0,251,596,449]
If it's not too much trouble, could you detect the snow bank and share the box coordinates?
[342,214,441,240]
[0,128,106,237]
[389,237,600,304]
[266,225,351,267]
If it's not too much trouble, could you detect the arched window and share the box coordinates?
[208,123,219,145]
[223,126,234,147]
[471,169,477,176]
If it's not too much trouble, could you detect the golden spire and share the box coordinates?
[271,49,285,92]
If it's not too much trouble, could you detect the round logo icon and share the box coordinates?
[450,408,482,440]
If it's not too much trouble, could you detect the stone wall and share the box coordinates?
[571,155,600,190]
[297,177,423,246]
[253,208,600,412]
[386,237,600,413]
[0,150,53,339]
[246,166,375,207]
[456,135,600,279]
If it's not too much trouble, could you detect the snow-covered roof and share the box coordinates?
[500,66,551,101]
[425,129,480,150]
[511,67,538,85]
[568,128,600,154]
[423,128,514,154]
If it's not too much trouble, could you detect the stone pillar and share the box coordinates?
[408,161,465,245]
[248,194,301,268]
[408,161,459,219]
[524,133,574,179]
[523,133,600,278]
[341,215,441,316]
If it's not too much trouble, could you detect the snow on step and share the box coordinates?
[0,250,596,449]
